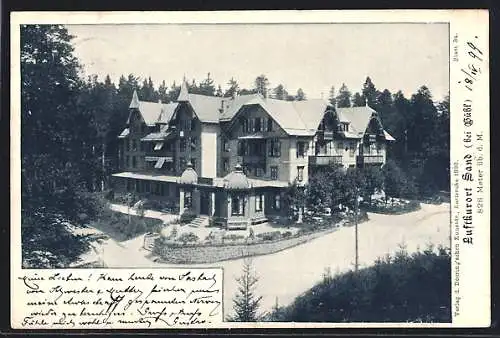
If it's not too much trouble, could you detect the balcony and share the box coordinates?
[237,155,266,166]
[317,130,334,140]
[357,155,384,165]
[309,155,343,166]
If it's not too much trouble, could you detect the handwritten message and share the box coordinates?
[13,269,223,329]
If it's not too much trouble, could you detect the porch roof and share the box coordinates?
[112,172,290,188]
[212,177,289,188]
[112,171,179,183]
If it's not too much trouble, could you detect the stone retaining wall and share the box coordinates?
[154,228,337,264]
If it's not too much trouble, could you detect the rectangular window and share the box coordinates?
[335,141,343,154]
[132,156,137,168]
[231,195,245,216]
[256,167,265,177]
[242,118,248,133]
[255,117,261,132]
[377,143,383,154]
[126,180,132,192]
[191,118,196,131]
[222,138,230,152]
[297,166,304,182]
[296,141,306,158]
[249,119,255,132]
[255,194,263,212]
[269,138,281,157]
[274,194,281,210]
[191,137,197,151]
[237,141,244,156]
[154,142,164,151]
[136,179,141,193]
[223,158,229,172]
[180,138,187,152]
[125,139,130,151]
[349,142,356,156]
[184,190,192,208]
[267,118,273,132]
[191,158,196,169]
[270,166,278,180]
[131,140,137,151]
[126,156,130,167]
[180,157,187,170]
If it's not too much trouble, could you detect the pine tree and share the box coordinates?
[215,85,223,97]
[229,258,263,322]
[158,80,169,102]
[352,92,365,107]
[328,86,337,106]
[336,83,352,108]
[21,24,103,267]
[225,77,240,98]
[362,76,378,107]
[254,74,269,97]
[199,72,216,96]
[295,88,306,101]
[273,84,287,100]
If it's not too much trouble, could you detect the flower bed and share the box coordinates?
[153,227,338,264]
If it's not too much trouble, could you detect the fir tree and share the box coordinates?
[229,258,263,322]
[336,83,352,108]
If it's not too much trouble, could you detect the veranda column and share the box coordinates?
[210,191,216,217]
[227,194,232,219]
[179,188,185,216]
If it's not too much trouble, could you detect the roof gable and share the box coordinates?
[335,106,376,137]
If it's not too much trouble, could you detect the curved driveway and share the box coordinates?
[92,203,451,317]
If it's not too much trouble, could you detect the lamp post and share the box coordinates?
[126,193,132,226]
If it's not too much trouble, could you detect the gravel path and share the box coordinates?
[82,202,451,317]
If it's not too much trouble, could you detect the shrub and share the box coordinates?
[180,209,197,224]
[363,200,421,215]
[223,234,245,242]
[177,232,199,244]
[256,231,282,241]
[143,198,168,211]
[269,246,451,323]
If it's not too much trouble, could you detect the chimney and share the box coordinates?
[220,99,225,114]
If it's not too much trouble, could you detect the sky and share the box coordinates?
[66,23,449,101]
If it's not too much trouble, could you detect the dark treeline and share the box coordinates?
[330,78,450,196]
[21,25,449,267]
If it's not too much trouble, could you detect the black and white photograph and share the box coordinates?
[11,10,490,328]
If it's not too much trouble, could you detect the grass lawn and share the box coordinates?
[90,209,164,242]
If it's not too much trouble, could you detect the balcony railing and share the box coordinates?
[309,155,343,166]
[357,155,384,165]
[238,155,266,166]
[317,130,334,140]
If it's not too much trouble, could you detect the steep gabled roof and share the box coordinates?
[292,99,330,130]
[127,90,178,126]
[219,94,262,121]
[224,96,329,136]
[185,94,223,123]
[335,106,376,137]
[158,103,179,124]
